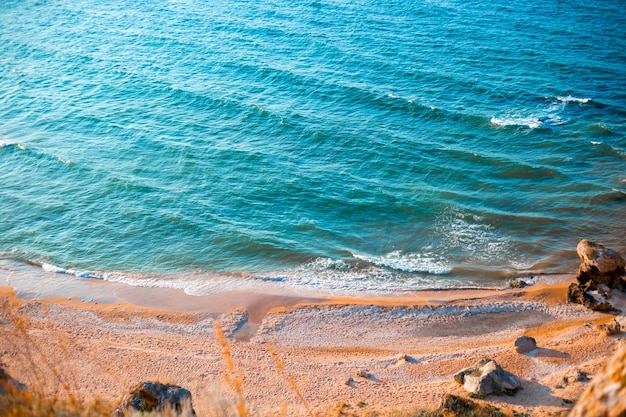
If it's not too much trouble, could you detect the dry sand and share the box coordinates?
[1,274,624,416]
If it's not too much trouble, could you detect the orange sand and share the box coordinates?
[1,277,623,416]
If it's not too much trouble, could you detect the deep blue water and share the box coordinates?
[1,0,625,294]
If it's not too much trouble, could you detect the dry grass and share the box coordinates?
[0,387,112,417]
[214,321,247,417]
[0,288,114,417]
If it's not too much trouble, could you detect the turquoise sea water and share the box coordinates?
[1,0,625,294]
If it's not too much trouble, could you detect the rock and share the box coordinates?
[563,368,587,385]
[568,343,626,417]
[514,335,537,354]
[576,239,625,289]
[568,240,625,312]
[567,283,617,312]
[596,318,621,336]
[508,279,527,289]
[356,369,371,379]
[453,358,521,397]
[112,382,196,417]
[396,352,407,362]
[439,393,509,416]
[577,239,626,276]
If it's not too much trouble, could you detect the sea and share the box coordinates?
[1,0,625,296]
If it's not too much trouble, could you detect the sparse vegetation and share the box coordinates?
[467,392,485,400]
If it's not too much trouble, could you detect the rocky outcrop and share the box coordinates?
[577,239,625,288]
[567,283,616,312]
[597,318,621,336]
[453,358,521,397]
[112,382,196,417]
[568,343,626,417]
[567,240,625,311]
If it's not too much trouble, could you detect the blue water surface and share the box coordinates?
[1,0,625,293]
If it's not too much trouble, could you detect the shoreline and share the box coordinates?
[1,268,624,416]
[1,255,574,313]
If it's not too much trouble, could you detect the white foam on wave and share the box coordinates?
[244,256,473,296]
[557,95,591,104]
[353,251,452,275]
[490,116,542,129]
[41,262,111,279]
[434,206,534,271]
[37,261,291,296]
[0,141,27,151]
[57,156,73,165]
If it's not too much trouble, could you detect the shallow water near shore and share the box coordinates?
[1,0,625,295]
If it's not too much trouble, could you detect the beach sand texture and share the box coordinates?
[1,275,624,416]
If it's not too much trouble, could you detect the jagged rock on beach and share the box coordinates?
[568,343,626,417]
[112,382,196,417]
[596,318,621,336]
[514,335,537,354]
[576,239,625,289]
[568,240,625,312]
[454,358,521,397]
[508,278,527,289]
[567,282,618,312]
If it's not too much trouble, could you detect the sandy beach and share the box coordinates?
[1,270,624,416]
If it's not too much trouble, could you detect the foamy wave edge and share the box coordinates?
[556,95,591,104]
[353,251,452,275]
[490,116,542,129]
[29,258,500,297]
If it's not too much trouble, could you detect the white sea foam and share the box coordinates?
[353,251,452,275]
[41,262,111,279]
[0,141,27,151]
[490,116,542,129]
[57,156,73,165]
[434,207,521,269]
[557,95,591,104]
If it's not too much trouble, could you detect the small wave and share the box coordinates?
[490,116,542,129]
[57,156,73,165]
[353,251,452,275]
[41,262,112,279]
[37,261,208,292]
[590,189,626,205]
[556,95,591,104]
[0,141,28,151]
